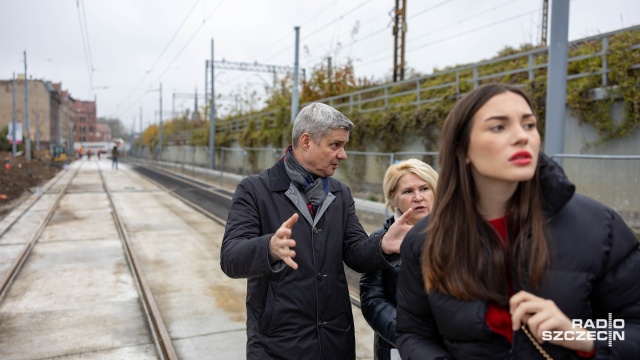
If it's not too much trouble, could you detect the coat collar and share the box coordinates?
[270,158,342,193]
[538,153,575,219]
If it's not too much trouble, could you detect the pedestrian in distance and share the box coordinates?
[360,158,438,360]
[87,149,92,160]
[111,145,118,170]
[396,83,640,359]
[220,102,414,359]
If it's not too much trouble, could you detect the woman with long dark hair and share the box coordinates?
[396,83,640,359]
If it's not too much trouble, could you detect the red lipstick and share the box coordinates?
[509,151,532,165]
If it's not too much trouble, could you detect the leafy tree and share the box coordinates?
[98,117,127,139]
[0,126,23,152]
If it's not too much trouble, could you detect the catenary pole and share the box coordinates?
[204,60,209,120]
[544,0,570,166]
[24,51,31,162]
[139,106,143,157]
[58,101,63,146]
[159,82,163,160]
[11,73,17,156]
[291,27,300,123]
[209,38,216,169]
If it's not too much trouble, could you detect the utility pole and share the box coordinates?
[194,86,198,120]
[327,56,332,95]
[139,106,143,156]
[209,38,216,169]
[392,0,407,82]
[58,101,63,146]
[130,118,135,156]
[541,0,549,46]
[68,111,73,154]
[544,0,570,165]
[11,73,17,156]
[24,51,31,161]
[35,109,40,151]
[204,60,209,121]
[291,26,300,123]
[159,82,163,160]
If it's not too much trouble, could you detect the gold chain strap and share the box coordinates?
[521,324,554,360]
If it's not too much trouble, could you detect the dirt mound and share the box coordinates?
[0,152,60,216]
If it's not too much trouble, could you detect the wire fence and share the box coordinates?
[216,25,640,134]
[131,146,639,234]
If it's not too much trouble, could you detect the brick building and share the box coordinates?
[0,77,75,153]
[73,100,98,144]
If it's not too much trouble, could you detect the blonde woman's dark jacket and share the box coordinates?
[221,158,398,360]
[360,216,401,360]
[396,155,640,359]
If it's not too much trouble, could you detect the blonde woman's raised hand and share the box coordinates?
[380,208,414,254]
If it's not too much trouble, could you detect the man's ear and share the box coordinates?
[300,133,311,150]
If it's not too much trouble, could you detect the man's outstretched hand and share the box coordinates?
[269,213,299,269]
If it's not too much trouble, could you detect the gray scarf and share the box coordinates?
[283,145,329,216]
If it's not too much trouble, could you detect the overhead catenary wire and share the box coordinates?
[76,0,94,92]
[358,8,541,69]
[117,0,201,110]
[223,0,376,98]
[354,0,526,63]
[303,0,456,73]
[117,0,225,119]
[248,0,341,61]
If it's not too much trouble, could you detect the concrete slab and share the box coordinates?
[0,203,156,359]
[0,159,377,359]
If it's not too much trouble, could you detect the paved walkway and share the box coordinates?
[0,159,375,359]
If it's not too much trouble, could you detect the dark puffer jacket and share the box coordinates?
[221,159,397,360]
[396,155,640,359]
[360,216,401,360]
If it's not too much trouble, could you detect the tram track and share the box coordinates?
[98,165,178,360]
[0,160,374,358]
[131,161,364,307]
[0,161,178,359]
[0,163,82,303]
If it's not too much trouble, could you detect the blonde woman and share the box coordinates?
[360,158,439,360]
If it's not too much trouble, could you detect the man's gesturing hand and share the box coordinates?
[269,213,299,270]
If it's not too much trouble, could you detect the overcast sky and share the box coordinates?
[1,0,639,131]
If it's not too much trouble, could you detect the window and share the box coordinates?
[80,117,86,122]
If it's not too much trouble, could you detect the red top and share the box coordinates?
[484,217,595,358]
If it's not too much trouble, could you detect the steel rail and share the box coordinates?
[134,162,233,202]
[97,162,178,360]
[0,162,83,304]
[0,164,73,239]
[132,162,364,308]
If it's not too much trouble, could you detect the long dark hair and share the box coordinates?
[422,83,549,305]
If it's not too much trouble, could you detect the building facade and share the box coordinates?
[0,78,75,154]
[73,100,97,144]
